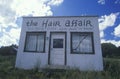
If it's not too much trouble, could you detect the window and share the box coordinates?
[53,39,63,48]
[24,32,46,53]
[71,32,94,54]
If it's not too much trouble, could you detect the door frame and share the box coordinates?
[48,32,67,65]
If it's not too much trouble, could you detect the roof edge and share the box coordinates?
[23,16,98,18]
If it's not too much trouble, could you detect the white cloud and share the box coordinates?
[0,28,21,46]
[115,0,120,4]
[98,0,120,5]
[98,0,105,5]
[0,16,4,24]
[99,13,120,47]
[99,13,119,31]
[0,26,1,32]
[11,0,52,16]
[99,13,119,38]
[8,23,18,28]
[0,0,64,46]
[48,0,64,6]
[9,28,21,40]
[0,35,14,46]
[114,24,120,37]
[0,0,16,26]
[101,39,120,47]
[100,31,104,38]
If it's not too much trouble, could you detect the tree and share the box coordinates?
[0,45,18,56]
[116,46,120,56]
[101,43,117,57]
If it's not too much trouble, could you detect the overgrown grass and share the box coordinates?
[0,55,120,79]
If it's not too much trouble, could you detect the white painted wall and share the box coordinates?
[15,16,103,70]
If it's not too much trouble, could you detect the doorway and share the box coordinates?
[49,32,66,65]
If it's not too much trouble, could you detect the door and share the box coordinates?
[50,33,65,65]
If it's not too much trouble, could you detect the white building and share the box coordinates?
[15,16,103,71]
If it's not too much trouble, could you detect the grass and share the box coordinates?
[0,55,120,79]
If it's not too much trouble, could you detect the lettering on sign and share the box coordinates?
[26,20,38,26]
[65,20,92,27]
[42,20,61,27]
[26,19,94,30]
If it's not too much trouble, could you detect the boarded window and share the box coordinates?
[71,32,94,54]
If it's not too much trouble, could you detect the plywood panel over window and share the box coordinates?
[71,32,94,54]
[24,32,46,53]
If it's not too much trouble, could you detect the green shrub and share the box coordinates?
[0,55,120,79]
[104,58,120,78]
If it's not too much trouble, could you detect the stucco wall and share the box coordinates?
[15,16,103,70]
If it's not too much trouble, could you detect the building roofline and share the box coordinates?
[23,16,98,18]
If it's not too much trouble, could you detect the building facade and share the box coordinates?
[15,16,103,71]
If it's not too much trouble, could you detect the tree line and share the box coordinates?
[101,43,120,58]
[0,43,120,58]
[0,44,18,56]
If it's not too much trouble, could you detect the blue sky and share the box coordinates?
[0,0,120,47]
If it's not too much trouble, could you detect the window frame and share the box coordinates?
[24,32,46,53]
[70,32,95,54]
